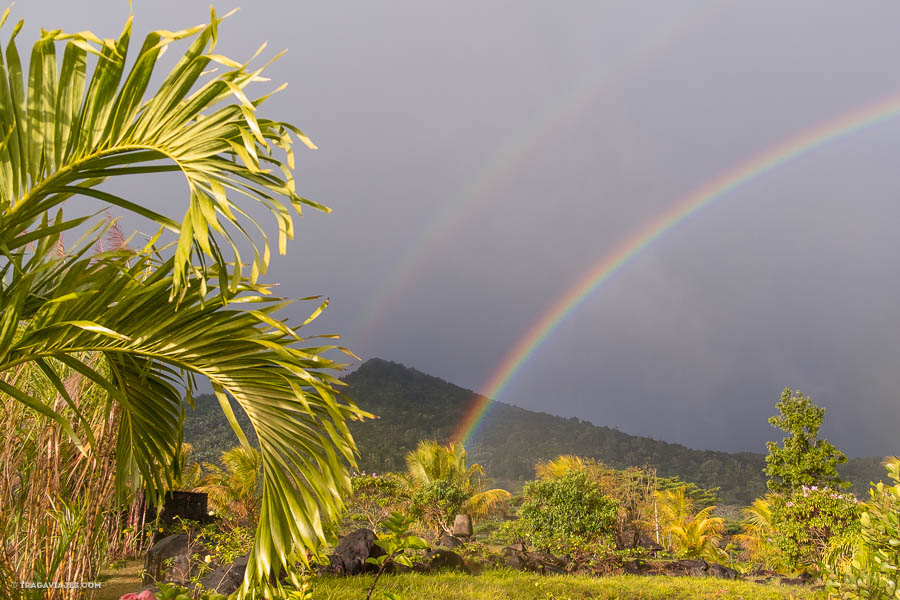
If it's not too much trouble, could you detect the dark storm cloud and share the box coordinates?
[15,1,900,456]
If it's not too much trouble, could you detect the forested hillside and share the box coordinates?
[184,358,890,504]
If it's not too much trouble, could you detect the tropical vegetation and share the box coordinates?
[0,9,367,598]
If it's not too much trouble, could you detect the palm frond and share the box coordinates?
[0,10,321,299]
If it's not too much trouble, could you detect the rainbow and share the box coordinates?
[452,91,900,446]
[348,6,715,347]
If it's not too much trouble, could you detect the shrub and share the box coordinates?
[344,473,411,534]
[410,480,470,536]
[825,457,900,599]
[770,486,860,572]
[505,471,619,556]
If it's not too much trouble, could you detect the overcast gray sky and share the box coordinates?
[16,1,900,457]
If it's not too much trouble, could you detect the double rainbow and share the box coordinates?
[453,91,900,446]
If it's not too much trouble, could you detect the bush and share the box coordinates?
[343,473,411,534]
[770,486,860,572]
[410,480,469,535]
[504,471,619,556]
[825,458,900,599]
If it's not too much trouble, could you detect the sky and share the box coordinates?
[13,1,900,457]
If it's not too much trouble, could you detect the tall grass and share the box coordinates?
[0,358,149,599]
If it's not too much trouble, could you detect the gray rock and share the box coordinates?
[143,534,207,585]
[326,529,385,575]
[436,534,464,549]
[707,562,739,580]
[425,549,467,572]
[452,514,473,538]
[199,553,249,595]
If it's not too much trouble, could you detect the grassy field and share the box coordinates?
[309,570,826,600]
[95,565,827,600]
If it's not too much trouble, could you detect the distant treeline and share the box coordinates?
[184,357,890,505]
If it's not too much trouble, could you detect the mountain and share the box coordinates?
[184,357,890,505]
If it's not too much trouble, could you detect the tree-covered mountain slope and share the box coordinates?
[184,357,890,505]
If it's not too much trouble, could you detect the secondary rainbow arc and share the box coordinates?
[452,91,900,446]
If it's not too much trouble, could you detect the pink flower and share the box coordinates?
[119,591,157,600]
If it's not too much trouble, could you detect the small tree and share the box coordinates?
[764,388,848,493]
[506,471,619,556]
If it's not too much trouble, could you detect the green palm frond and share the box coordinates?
[0,8,321,299]
[463,488,511,519]
[3,243,369,596]
[0,10,373,598]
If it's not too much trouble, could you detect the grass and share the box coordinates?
[94,559,144,600]
[309,569,827,600]
[94,564,827,600]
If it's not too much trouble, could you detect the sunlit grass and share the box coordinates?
[309,569,826,600]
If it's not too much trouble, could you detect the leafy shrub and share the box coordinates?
[344,473,411,534]
[825,457,900,599]
[770,486,860,572]
[410,480,470,535]
[504,471,619,556]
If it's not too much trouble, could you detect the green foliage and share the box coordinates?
[654,485,726,561]
[765,388,848,494]
[657,476,719,508]
[405,441,510,532]
[735,496,784,570]
[195,446,262,528]
[0,9,369,597]
[665,506,727,562]
[365,512,429,600]
[187,359,888,505]
[410,480,470,535]
[155,581,228,600]
[507,471,619,556]
[770,486,860,572]
[825,457,900,599]
[343,473,411,534]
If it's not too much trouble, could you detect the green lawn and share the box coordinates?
[309,570,826,600]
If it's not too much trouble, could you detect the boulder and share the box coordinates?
[500,546,566,574]
[452,514,473,538]
[623,558,653,575]
[326,529,385,575]
[436,534,464,549]
[198,553,249,595]
[673,558,708,577]
[706,562,739,580]
[424,549,467,573]
[143,534,207,585]
[501,546,526,570]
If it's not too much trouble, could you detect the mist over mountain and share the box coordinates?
[185,358,890,505]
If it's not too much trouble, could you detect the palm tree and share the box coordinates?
[405,441,510,532]
[655,485,695,541]
[0,10,366,597]
[665,505,727,562]
[196,446,263,528]
[735,496,782,569]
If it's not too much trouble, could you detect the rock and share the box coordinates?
[327,529,385,575]
[623,558,652,575]
[198,553,249,595]
[500,547,566,574]
[143,534,207,585]
[501,546,526,570]
[436,534,464,549]
[425,549,467,572]
[452,514,473,538]
[674,558,708,577]
[706,562,739,580]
